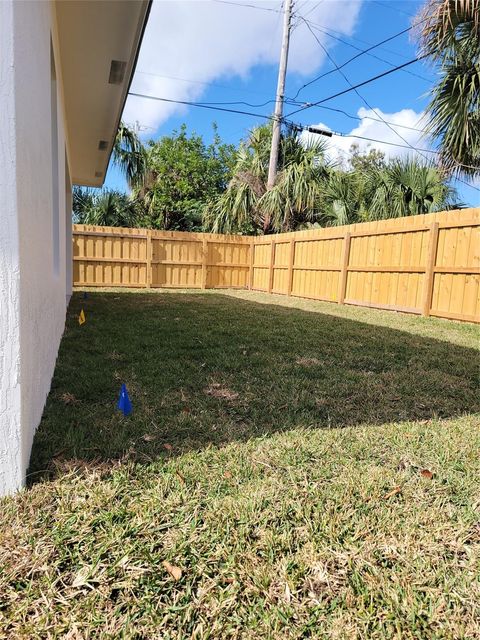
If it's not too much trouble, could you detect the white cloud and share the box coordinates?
[300,107,432,165]
[123,0,363,131]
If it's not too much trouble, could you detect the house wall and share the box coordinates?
[0,0,71,495]
[0,0,23,494]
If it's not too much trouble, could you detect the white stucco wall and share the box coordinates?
[0,0,23,494]
[0,0,71,495]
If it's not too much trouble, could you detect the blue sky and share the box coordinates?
[105,0,479,206]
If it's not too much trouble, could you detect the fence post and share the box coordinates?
[248,238,255,290]
[338,232,351,304]
[287,239,295,296]
[422,222,439,316]
[146,230,152,288]
[268,237,276,293]
[201,238,208,289]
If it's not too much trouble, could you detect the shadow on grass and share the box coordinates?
[29,291,480,482]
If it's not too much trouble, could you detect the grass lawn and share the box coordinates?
[1,290,479,638]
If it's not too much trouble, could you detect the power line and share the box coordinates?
[129,91,277,121]
[298,20,480,192]
[335,133,478,192]
[298,18,419,63]
[135,70,279,108]
[299,0,324,20]
[334,132,437,153]
[285,55,427,118]
[297,16,478,190]
[293,0,309,14]
[371,1,416,18]
[303,129,480,192]
[286,100,427,134]
[127,89,428,150]
[128,90,429,151]
[210,0,283,13]
[302,19,426,153]
[300,22,480,191]
[199,98,276,108]
[267,1,285,56]
[128,91,480,192]
[135,70,274,100]
[133,75,427,130]
[292,21,428,100]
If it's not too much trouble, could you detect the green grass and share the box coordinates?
[1,290,479,638]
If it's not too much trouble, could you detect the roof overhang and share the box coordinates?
[54,0,151,187]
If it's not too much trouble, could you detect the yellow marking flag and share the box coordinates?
[78,309,86,325]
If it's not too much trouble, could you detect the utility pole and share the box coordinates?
[266,0,294,192]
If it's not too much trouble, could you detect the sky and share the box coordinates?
[104,0,479,206]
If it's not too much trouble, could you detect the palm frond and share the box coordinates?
[416,0,480,176]
[113,122,147,187]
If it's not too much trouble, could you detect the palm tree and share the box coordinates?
[317,157,460,225]
[321,171,360,226]
[73,187,141,227]
[204,125,330,234]
[112,122,146,187]
[416,0,480,176]
[361,157,460,220]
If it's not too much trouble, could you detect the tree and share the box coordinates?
[321,170,360,226]
[112,122,146,187]
[361,157,460,220]
[348,143,386,173]
[318,151,460,226]
[416,0,480,176]
[204,125,330,234]
[73,187,141,227]
[134,124,235,231]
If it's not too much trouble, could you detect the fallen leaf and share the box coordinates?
[142,434,156,442]
[384,485,402,499]
[162,560,182,581]
[175,470,186,484]
[71,565,93,588]
[224,471,232,479]
[163,443,173,451]
[60,392,80,406]
[182,407,191,414]
[420,469,434,479]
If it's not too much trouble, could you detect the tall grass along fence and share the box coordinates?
[73,207,479,323]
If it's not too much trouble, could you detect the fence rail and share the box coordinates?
[73,207,479,323]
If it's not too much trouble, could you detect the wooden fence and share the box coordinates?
[73,207,480,323]
[73,226,251,290]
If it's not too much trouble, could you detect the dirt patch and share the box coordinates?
[108,350,123,361]
[296,356,322,367]
[204,382,239,401]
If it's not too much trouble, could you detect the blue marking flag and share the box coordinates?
[117,383,132,416]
